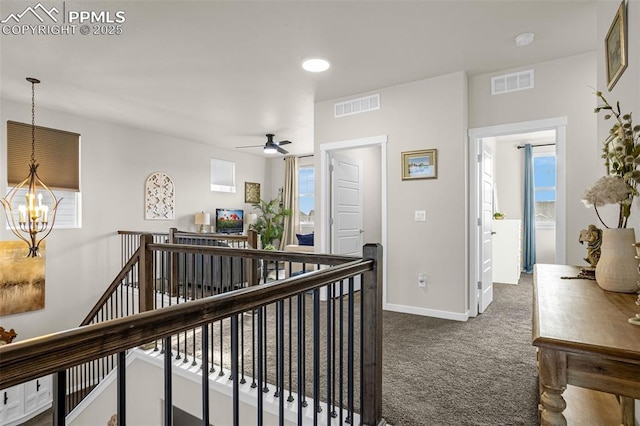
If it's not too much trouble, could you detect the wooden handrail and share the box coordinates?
[147,242,356,266]
[80,247,141,325]
[0,259,373,389]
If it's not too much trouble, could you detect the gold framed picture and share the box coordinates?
[402,149,437,180]
[605,1,627,91]
[244,182,260,203]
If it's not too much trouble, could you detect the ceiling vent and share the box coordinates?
[491,69,534,95]
[334,94,380,118]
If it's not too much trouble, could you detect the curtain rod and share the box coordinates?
[516,143,556,149]
[283,154,314,160]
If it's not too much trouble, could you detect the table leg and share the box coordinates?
[621,396,635,426]
[538,348,568,426]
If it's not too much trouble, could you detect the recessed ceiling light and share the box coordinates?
[302,58,330,73]
[515,33,535,47]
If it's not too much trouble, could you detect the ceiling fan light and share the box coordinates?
[264,145,277,154]
[302,58,330,73]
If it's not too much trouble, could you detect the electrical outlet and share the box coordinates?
[415,210,426,221]
[418,273,426,288]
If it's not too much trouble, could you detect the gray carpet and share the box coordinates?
[381,275,539,426]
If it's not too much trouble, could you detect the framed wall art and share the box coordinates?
[605,1,627,91]
[402,149,438,180]
[245,182,261,203]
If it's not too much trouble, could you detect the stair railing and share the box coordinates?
[0,238,384,426]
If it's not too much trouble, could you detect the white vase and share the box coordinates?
[595,228,640,293]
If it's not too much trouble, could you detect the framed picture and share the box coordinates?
[244,182,260,203]
[401,149,437,180]
[605,1,627,91]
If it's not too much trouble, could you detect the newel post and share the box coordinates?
[247,229,259,286]
[138,233,154,312]
[362,243,385,426]
[169,227,178,295]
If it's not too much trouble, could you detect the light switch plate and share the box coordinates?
[415,210,426,221]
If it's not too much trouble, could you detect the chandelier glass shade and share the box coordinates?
[0,78,60,257]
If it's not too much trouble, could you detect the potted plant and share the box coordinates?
[249,198,291,250]
[582,91,640,292]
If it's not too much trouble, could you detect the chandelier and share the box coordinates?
[1,78,60,257]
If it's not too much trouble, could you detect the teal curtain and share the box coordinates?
[523,144,536,273]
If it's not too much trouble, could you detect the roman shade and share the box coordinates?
[7,120,80,191]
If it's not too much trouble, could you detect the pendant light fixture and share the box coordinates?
[1,77,60,257]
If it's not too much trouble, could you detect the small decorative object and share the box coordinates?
[493,212,505,220]
[583,93,639,292]
[194,211,210,233]
[249,198,291,250]
[578,224,603,268]
[605,1,627,91]
[145,172,175,220]
[401,149,437,180]
[0,78,60,257]
[244,182,260,204]
[0,327,17,345]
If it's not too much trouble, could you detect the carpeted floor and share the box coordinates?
[380,274,539,426]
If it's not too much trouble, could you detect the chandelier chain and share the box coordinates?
[31,80,36,164]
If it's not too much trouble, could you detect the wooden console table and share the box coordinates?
[533,264,640,426]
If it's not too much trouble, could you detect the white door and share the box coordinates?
[330,152,363,294]
[478,141,494,313]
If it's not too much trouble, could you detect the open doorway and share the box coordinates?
[468,118,567,317]
[319,135,388,305]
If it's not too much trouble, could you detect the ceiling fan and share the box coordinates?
[236,134,292,155]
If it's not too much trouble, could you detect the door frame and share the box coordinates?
[467,117,567,317]
[320,135,388,306]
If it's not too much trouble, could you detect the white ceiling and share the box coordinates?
[0,1,597,156]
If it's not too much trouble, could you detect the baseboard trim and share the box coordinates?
[384,303,469,322]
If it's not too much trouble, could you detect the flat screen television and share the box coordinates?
[215,208,244,234]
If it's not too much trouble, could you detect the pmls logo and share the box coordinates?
[2,2,126,36]
[1,3,59,24]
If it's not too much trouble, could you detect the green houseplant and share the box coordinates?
[582,92,640,293]
[249,198,291,250]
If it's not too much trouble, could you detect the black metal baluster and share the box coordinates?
[287,296,294,403]
[210,324,216,374]
[314,288,321,425]
[263,304,269,394]
[201,324,210,426]
[297,293,304,425]
[331,282,337,419]
[275,301,280,398]
[251,308,256,388]
[164,336,173,426]
[219,319,224,377]
[278,300,285,424]
[231,315,240,426]
[347,277,354,424]
[117,351,126,426]
[327,284,333,424]
[257,306,264,426]
[339,279,345,424]
[240,310,246,384]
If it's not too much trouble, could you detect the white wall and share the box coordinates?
[469,52,598,266]
[315,72,469,318]
[0,99,267,340]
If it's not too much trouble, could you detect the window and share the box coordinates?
[533,154,556,226]
[6,121,81,228]
[298,166,314,224]
[210,158,236,193]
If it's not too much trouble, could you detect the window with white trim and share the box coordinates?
[298,166,314,225]
[533,154,555,227]
[6,121,82,229]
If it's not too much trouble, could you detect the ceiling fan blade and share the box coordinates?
[277,140,292,146]
[235,144,264,149]
[276,145,289,154]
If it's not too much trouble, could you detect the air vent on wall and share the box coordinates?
[334,93,380,118]
[491,69,534,95]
